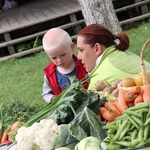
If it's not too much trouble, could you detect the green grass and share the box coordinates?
[0,22,150,106]
[0,52,50,106]
[125,22,150,62]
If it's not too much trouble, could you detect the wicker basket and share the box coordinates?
[118,39,150,91]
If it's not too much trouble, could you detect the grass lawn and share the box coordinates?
[0,22,150,107]
[0,52,50,107]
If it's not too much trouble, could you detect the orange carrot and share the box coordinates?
[116,89,128,113]
[129,86,141,94]
[0,140,11,145]
[104,102,121,116]
[142,85,150,102]
[100,105,121,122]
[100,107,107,115]
[1,129,10,144]
[134,94,143,105]
[127,102,134,107]
[124,91,136,103]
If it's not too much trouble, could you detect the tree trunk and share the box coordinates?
[77,0,122,33]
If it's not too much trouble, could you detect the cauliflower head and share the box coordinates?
[15,119,60,150]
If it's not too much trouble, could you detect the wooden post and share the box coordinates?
[70,13,82,35]
[134,0,150,15]
[3,33,16,55]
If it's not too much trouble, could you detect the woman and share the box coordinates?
[77,24,150,89]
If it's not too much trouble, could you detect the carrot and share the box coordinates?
[124,91,136,103]
[100,107,107,115]
[134,94,143,104]
[1,129,10,144]
[116,89,128,113]
[127,102,134,107]
[129,86,141,94]
[0,140,11,145]
[104,102,121,116]
[142,85,150,102]
[100,106,120,122]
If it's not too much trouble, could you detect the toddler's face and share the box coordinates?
[48,46,73,69]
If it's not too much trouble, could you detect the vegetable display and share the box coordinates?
[103,102,150,149]
[2,39,150,150]
[9,77,107,150]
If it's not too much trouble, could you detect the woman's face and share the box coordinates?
[77,36,98,73]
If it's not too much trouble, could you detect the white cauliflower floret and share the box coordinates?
[52,123,59,134]
[15,119,60,150]
[39,119,59,134]
[16,126,36,150]
[35,125,57,150]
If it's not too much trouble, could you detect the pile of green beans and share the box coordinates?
[103,102,150,150]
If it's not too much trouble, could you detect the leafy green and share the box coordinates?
[68,107,107,142]
[99,96,108,107]
[53,124,77,149]
[0,99,39,131]
[54,107,107,148]
[24,77,100,126]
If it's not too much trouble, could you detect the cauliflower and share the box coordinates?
[15,119,60,150]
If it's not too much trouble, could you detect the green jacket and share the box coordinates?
[88,46,150,89]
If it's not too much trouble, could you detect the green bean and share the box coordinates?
[106,143,122,150]
[108,128,116,134]
[131,129,138,142]
[128,124,135,131]
[127,102,149,111]
[103,124,117,130]
[144,125,149,139]
[123,110,141,119]
[135,140,150,148]
[119,122,131,140]
[146,110,150,120]
[144,118,150,126]
[125,114,140,129]
[138,128,144,141]
[130,139,140,148]
[113,118,128,141]
[122,135,131,141]
[115,141,131,147]
[131,115,143,127]
[136,108,149,114]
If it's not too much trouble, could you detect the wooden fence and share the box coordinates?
[0,0,150,62]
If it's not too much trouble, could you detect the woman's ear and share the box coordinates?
[95,43,103,56]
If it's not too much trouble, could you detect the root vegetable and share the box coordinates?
[111,79,122,88]
[111,88,119,98]
[103,86,115,94]
[124,92,136,103]
[94,80,110,91]
[142,85,150,102]
[116,89,128,113]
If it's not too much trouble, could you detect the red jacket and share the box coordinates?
[44,55,89,95]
